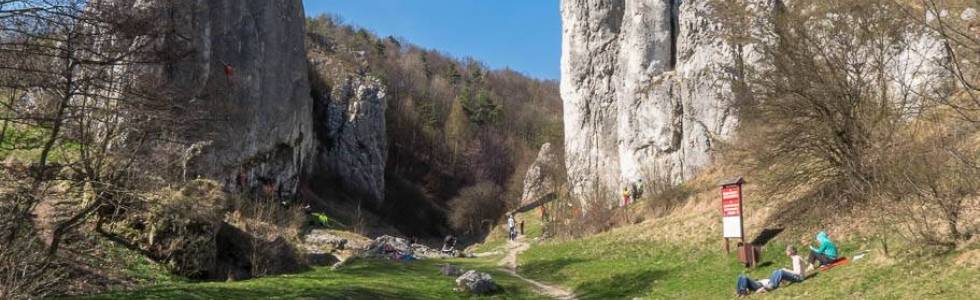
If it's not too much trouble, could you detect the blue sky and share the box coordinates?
[302,0,562,80]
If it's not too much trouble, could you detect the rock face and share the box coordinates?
[560,0,756,201]
[161,0,314,196]
[519,143,560,208]
[310,73,388,204]
[149,0,392,204]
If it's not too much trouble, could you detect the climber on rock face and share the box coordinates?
[224,63,234,85]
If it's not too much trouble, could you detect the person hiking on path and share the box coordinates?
[807,231,839,270]
[507,214,516,241]
[758,245,807,293]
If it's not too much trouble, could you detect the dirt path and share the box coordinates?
[498,236,577,300]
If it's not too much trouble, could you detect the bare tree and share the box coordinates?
[721,0,923,202]
[714,0,979,246]
[909,0,980,121]
[0,0,194,257]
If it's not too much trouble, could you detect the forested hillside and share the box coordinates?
[305,15,563,237]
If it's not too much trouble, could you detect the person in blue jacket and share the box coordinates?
[808,231,838,269]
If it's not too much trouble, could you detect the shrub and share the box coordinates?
[448,182,505,235]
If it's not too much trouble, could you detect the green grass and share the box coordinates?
[98,239,182,286]
[0,123,80,163]
[518,230,980,300]
[74,256,539,300]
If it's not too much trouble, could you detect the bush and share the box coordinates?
[0,191,65,299]
[104,180,308,279]
[544,185,623,238]
[448,182,505,235]
[128,181,225,278]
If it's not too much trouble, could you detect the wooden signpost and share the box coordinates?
[720,177,745,254]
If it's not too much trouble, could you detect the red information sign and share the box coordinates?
[721,186,741,217]
[720,180,744,239]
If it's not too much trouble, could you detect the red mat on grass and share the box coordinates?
[819,257,849,271]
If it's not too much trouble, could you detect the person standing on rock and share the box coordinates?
[507,214,516,241]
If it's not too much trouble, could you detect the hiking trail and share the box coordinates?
[498,236,577,300]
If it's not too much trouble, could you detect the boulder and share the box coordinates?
[213,223,306,281]
[363,235,451,259]
[301,229,349,266]
[366,235,412,255]
[304,229,349,251]
[455,270,498,295]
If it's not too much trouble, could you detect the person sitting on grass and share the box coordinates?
[442,234,457,254]
[807,231,838,270]
[736,274,768,296]
[758,245,807,293]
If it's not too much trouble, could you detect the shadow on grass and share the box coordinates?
[519,258,587,279]
[575,269,672,300]
[102,285,426,300]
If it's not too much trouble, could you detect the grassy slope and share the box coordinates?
[504,173,980,300]
[74,255,539,300]
[519,225,979,299]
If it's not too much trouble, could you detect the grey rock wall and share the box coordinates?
[561,0,946,205]
[311,73,388,205]
[561,0,748,202]
[149,0,313,196]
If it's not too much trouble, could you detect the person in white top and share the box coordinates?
[759,245,806,292]
[507,214,516,241]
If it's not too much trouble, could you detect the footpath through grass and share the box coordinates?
[518,227,980,300]
[77,256,539,300]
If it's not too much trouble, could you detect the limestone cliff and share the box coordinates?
[159,0,314,195]
[560,0,947,204]
[561,0,751,201]
[306,34,389,205]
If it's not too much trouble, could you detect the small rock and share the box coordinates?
[455,270,498,295]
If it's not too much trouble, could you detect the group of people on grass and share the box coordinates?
[736,231,840,296]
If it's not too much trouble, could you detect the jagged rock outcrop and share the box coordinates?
[156,0,314,196]
[308,52,388,204]
[560,0,764,201]
[519,143,560,209]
